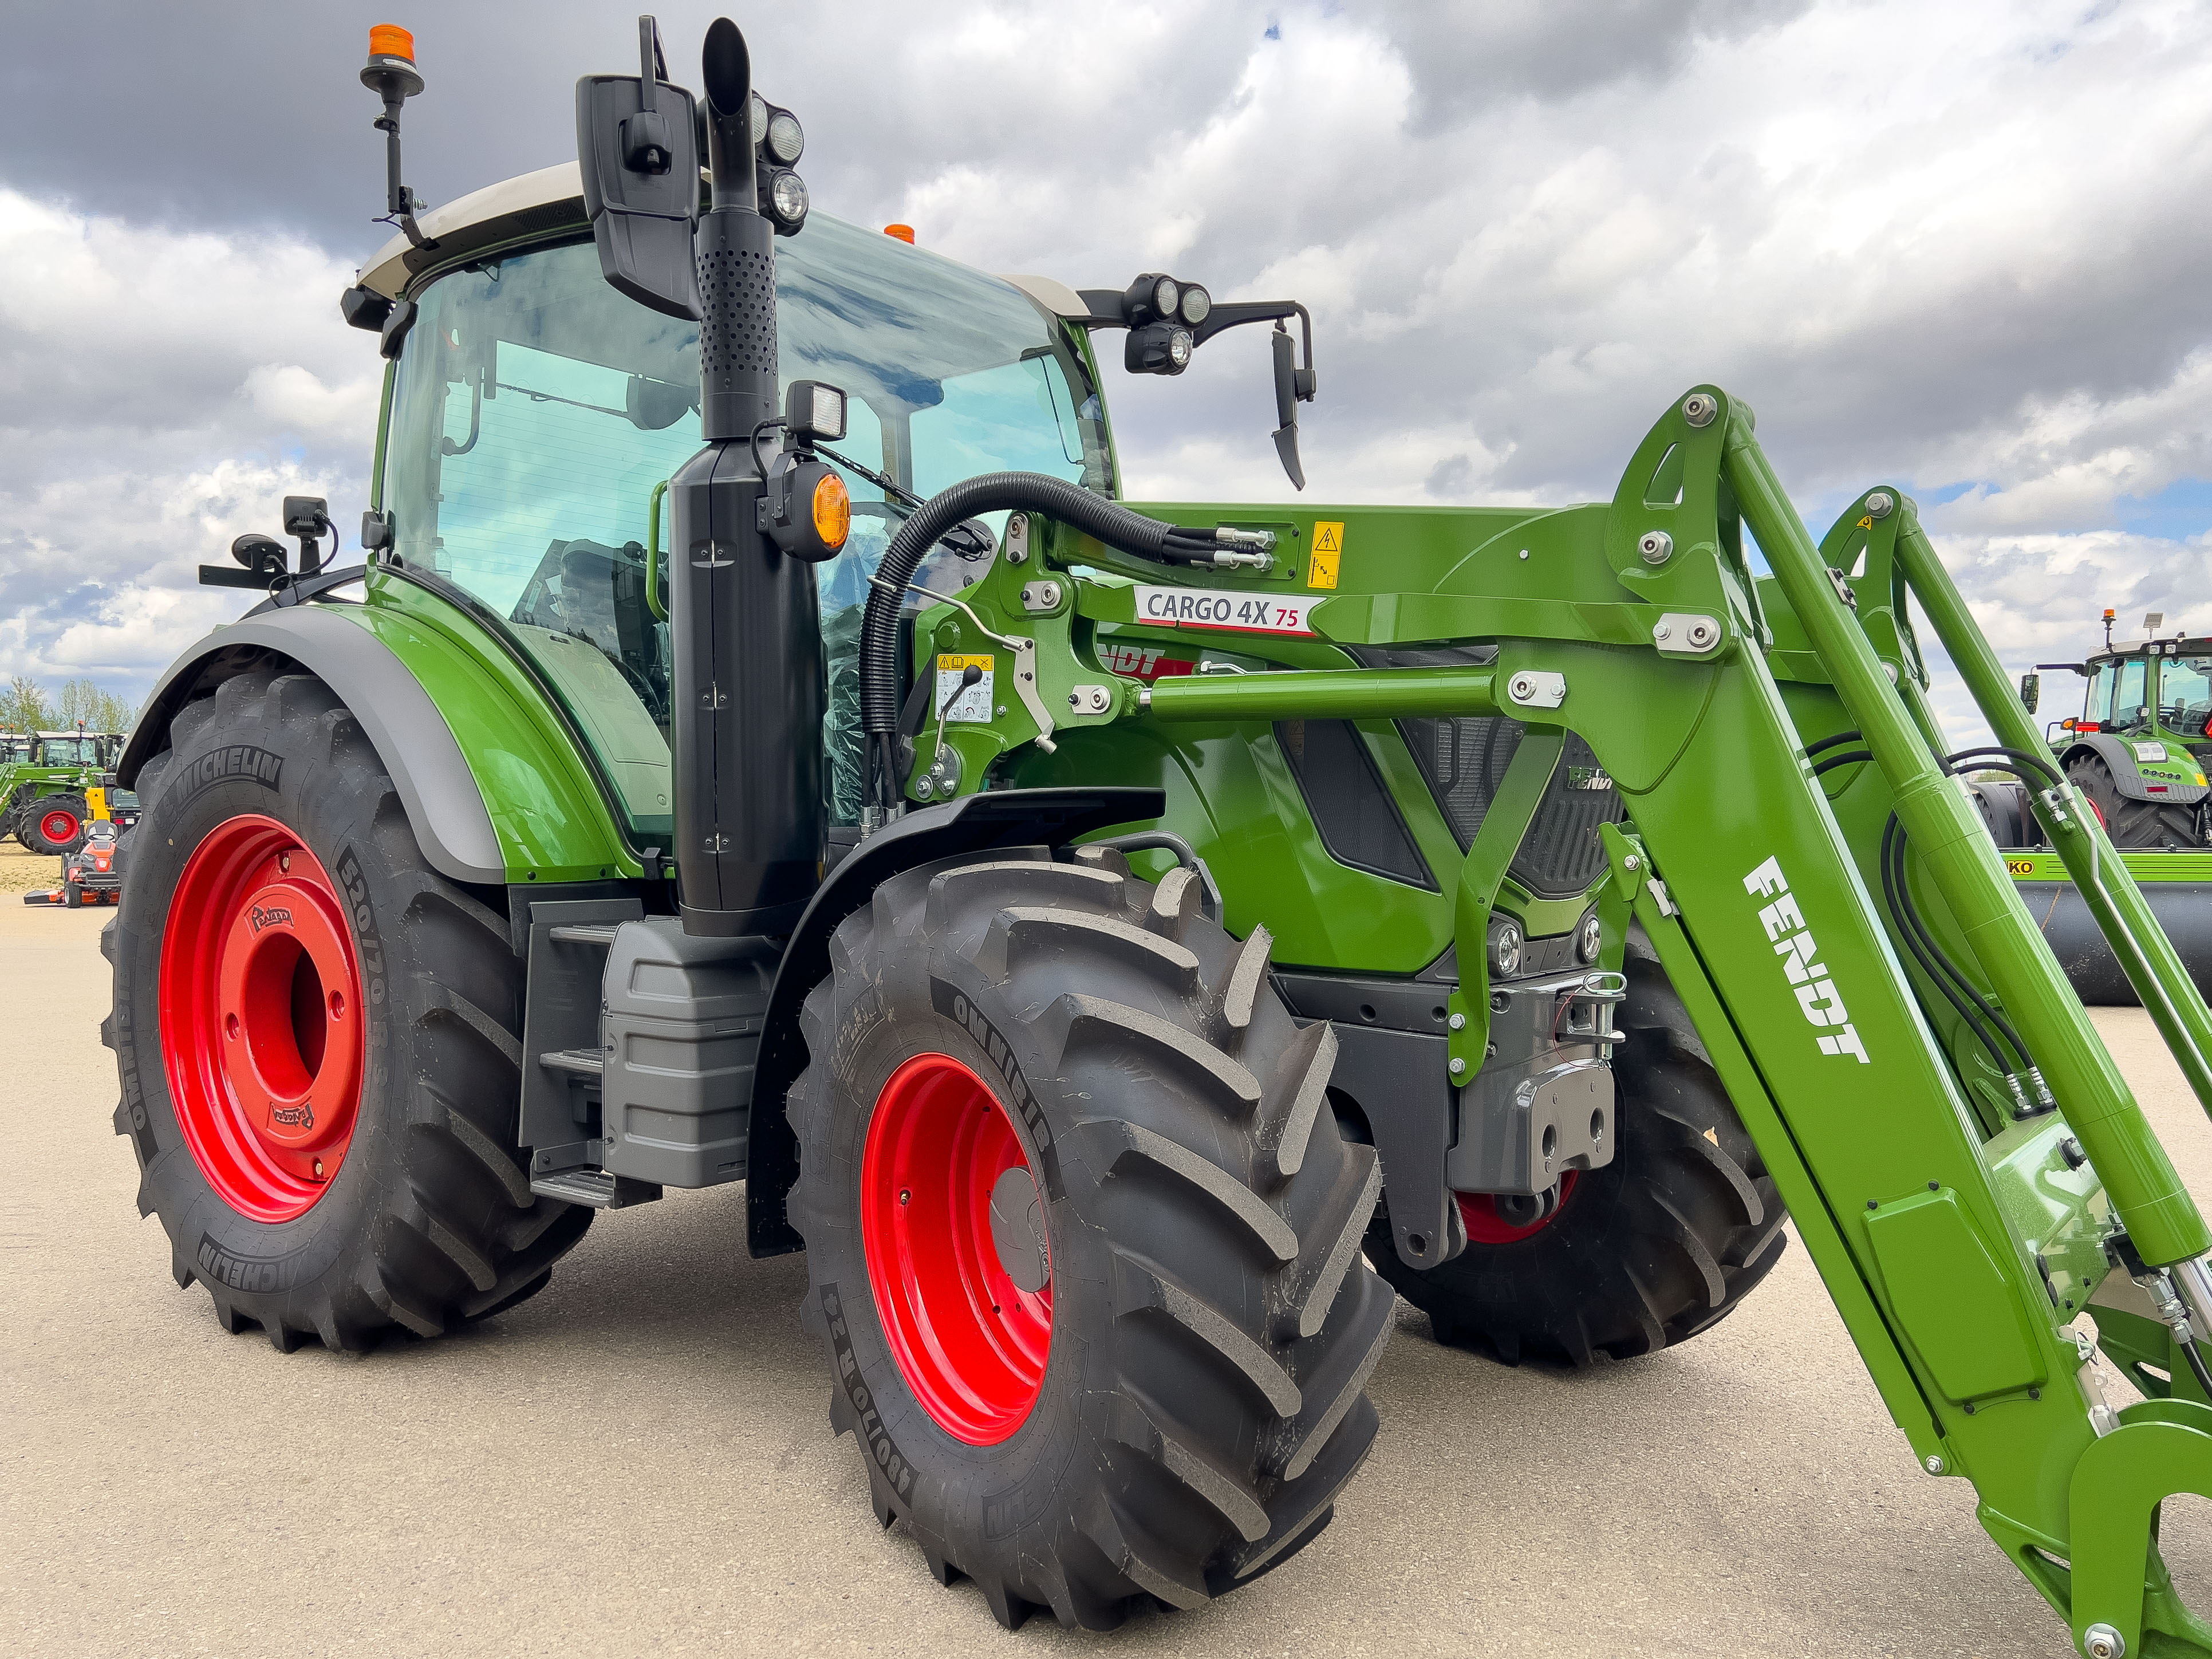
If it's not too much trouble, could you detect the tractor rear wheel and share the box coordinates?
[2069,752,2202,849]
[786,846,1394,1629]
[26,793,88,854]
[105,667,593,1351]
[1368,949,1786,1366]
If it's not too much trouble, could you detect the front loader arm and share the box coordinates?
[1075,388,2212,1657]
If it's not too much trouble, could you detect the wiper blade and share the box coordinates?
[815,442,924,514]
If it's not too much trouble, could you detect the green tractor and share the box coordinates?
[2026,615,2211,849]
[104,17,2212,1651]
[2,726,116,853]
[1949,617,2212,1004]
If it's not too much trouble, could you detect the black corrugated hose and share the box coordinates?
[857,472,1227,810]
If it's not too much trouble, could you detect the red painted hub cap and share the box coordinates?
[39,806,80,845]
[160,814,366,1222]
[1456,1171,1580,1246]
[861,1052,1051,1445]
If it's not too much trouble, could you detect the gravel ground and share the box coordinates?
[5,890,2210,1658]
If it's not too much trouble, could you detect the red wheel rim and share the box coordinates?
[39,807,79,845]
[159,814,365,1223]
[861,1052,1051,1445]
[1456,1171,1580,1246]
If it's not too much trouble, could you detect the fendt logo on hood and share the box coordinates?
[1743,856,1870,1064]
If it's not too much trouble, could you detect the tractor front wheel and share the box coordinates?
[786,846,1394,1629]
[105,667,593,1351]
[26,794,88,855]
[1369,949,1787,1366]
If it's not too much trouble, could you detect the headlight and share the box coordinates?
[1490,919,1523,978]
[1168,329,1192,369]
[1152,276,1180,320]
[766,110,804,164]
[749,90,768,147]
[1178,283,1211,325]
[768,169,810,227]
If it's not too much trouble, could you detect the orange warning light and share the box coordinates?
[368,23,416,62]
[2104,608,2116,620]
[883,224,916,245]
[813,472,851,550]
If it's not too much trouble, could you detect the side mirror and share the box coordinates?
[577,17,701,320]
[1270,324,1305,492]
[2018,672,2040,715]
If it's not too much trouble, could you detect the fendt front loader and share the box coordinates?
[104,17,2212,1650]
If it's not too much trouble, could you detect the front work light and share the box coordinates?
[786,379,847,444]
[1125,320,1193,375]
[767,168,809,230]
[1178,283,1211,325]
[766,109,804,163]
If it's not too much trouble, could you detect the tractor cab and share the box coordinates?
[360,197,1116,834]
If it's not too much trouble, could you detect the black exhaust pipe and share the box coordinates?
[665,17,823,936]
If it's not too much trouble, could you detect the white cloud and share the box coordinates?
[0,190,375,692]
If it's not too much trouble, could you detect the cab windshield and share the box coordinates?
[36,737,100,766]
[2161,654,2212,739]
[383,214,1112,836]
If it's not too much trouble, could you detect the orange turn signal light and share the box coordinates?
[883,224,916,245]
[813,472,851,550]
[369,23,416,62]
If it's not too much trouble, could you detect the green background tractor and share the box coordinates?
[2,727,118,853]
[101,17,2212,1653]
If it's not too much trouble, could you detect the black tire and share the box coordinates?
[2069,752,2202,850]
[23,792,88,854]
[104,667,592,1352]
[62,879,83,909]
[786,846,1394,1630]
[1368,948,1787,1366]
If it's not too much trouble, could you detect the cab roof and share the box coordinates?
[357,161,1088,321]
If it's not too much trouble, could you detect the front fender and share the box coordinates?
[2064,733,2210,806]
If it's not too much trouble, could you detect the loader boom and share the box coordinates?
[897,385,2212,1656]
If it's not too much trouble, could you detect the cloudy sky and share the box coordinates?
[3,0,2209,746]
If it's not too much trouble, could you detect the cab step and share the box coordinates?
[529,1167,663,1208]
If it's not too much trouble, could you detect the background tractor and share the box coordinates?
[101,17,2212,1652]
[2,727,120,853]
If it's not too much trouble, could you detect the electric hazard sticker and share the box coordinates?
[1308,521,1343,589]
[1134,586,1316,636]
[935,654,995,722]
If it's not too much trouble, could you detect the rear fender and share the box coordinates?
[745,786,1166,1256]
[118,607,504,884]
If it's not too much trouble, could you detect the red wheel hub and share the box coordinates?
[160,814,365,1222]
[39,806,80,845]
[861,1052,1051,1445]
[1456,1171,1580,1246]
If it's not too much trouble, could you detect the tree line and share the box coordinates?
[2,676,139,735]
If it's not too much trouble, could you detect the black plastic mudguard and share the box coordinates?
[745,786,1166,1256]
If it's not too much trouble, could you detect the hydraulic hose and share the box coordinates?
[858,474,1245,810]
[859,473,1205,739]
